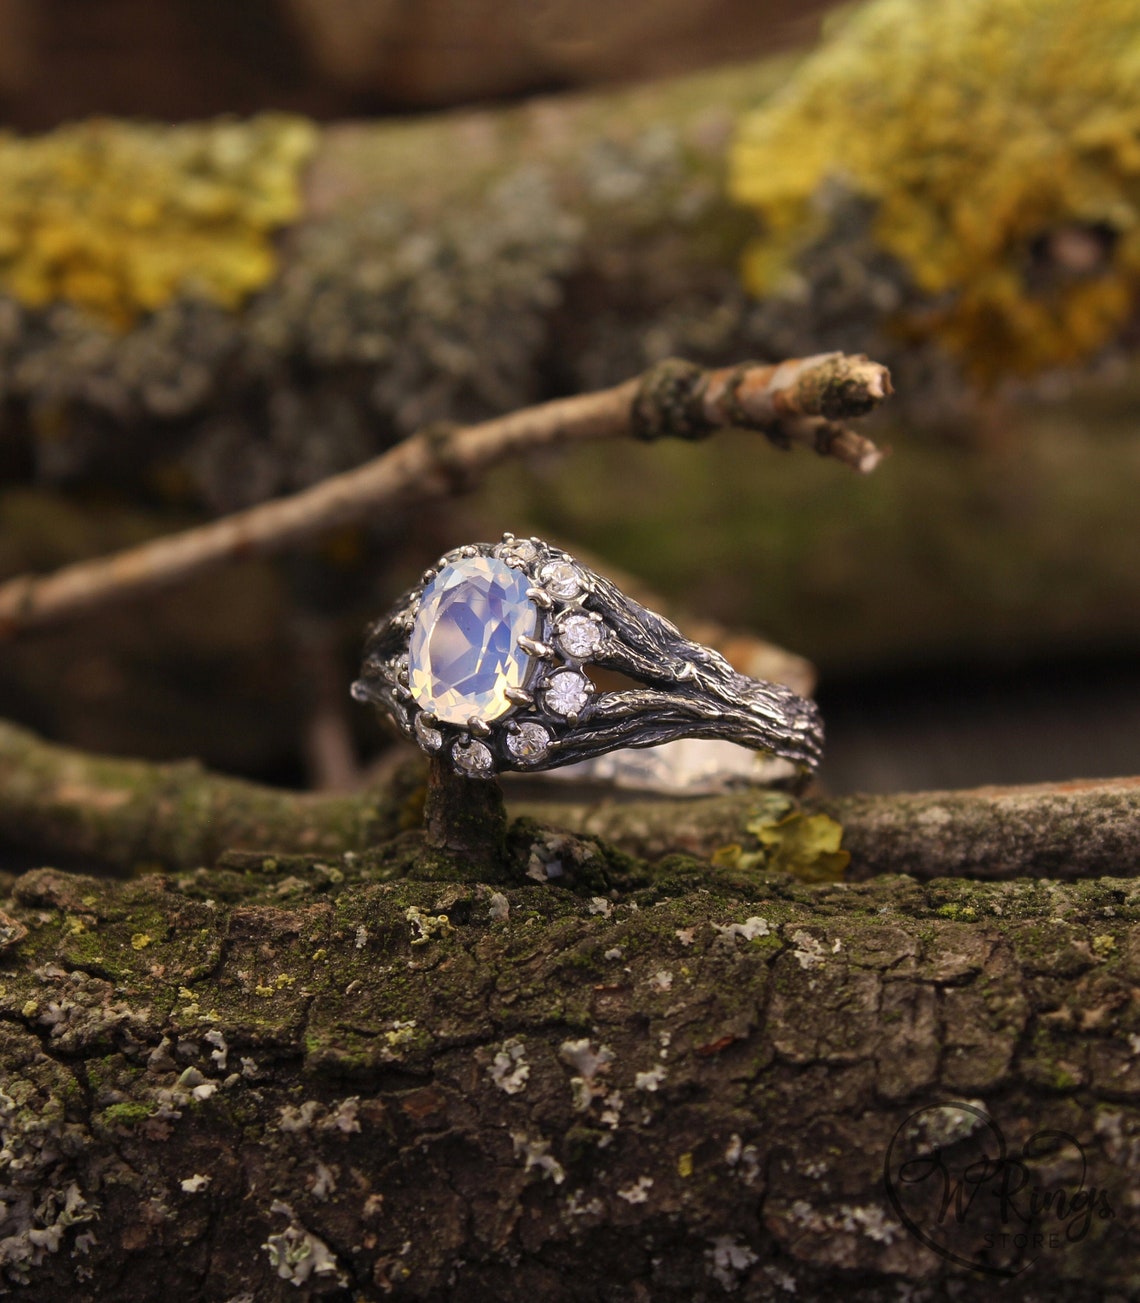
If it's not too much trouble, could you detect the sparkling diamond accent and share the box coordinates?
[453,737,494,776]
[539,560,582,600]
[409,556,538,726]
[556,613,603,660]
[414,713,443,752]
[497,538,538,568]
[506,722,551,764]
[544,670,591,717]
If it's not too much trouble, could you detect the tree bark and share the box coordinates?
[1,854,1138,1300]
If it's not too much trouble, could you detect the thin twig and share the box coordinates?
[0,352,890,638]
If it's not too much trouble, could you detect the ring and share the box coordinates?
[352,534,824,780]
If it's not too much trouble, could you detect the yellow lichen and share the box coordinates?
[730,0,1140,377]
[711,795,849,883]
[0,115,317,327]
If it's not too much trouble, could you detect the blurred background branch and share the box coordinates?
[0,0,1136,797]
[0,353,888,637]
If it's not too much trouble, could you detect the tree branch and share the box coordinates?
[0,353,888,639]
[1,716,1135,880]
[0,718,403,872]
[530,776,1140,881]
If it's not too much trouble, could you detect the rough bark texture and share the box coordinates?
[2,853,1140,1301]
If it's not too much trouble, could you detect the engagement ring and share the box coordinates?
[352,535,824,780]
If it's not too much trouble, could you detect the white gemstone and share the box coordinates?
[544,670,591,717]
[408,555,537,725]
[497,538,538,568]
[506,722,551,764]
[557,614,602,659]
[539,560,583,600]
[453,737,494,776]
[414,713,443,752]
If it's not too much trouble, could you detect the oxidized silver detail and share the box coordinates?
[352,534,825,780]
[414,713,443,752]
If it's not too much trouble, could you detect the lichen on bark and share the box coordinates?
[1,853,1139,1299]
[0,115,316,325]
[730,0,1140,378]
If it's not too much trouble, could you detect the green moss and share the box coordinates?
[0,116,316,325]
[936,902,977,921]
[99,1101,153,1128]
[730,0,1140,377]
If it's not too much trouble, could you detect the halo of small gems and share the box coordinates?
[538,560,583,600]
[353,532,826,780]
[352,534,609,777]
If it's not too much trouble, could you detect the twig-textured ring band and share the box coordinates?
[352,535,824,779]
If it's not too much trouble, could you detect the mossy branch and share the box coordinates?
[0,717,403,872]
[0,353,889,639]
[1,716,1136,880]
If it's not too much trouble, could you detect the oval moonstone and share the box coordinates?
[408,556,538,726]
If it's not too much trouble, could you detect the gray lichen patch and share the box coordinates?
[0,1024,94,1287]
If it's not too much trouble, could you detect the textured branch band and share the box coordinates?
[352,535,824,779]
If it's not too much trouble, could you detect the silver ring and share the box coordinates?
[352,534,824,780]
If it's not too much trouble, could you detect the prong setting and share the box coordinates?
[518,635,555,660]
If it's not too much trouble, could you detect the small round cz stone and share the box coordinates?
[414,713,443,752]
[506,722,551,765]
[539,560,583,600]
[497,538,539,568]
[453,737,494,777]
[544,670,591,717]
[556,613,603,660]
